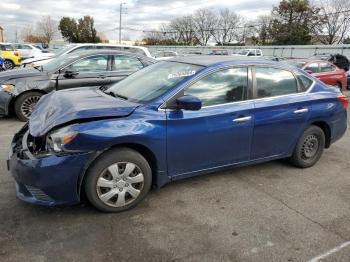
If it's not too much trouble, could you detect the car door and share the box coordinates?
[108,55,145,85]
[166,67,254,177]
[56,55,110,90]
[251,66,311,160]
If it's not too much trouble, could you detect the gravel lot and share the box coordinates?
[0,91,349,262]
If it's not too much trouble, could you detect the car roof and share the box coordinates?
[167,55,276,67]
[66,49,155,61]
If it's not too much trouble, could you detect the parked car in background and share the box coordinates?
[286,59,347,91]
[12,43,54,60]
[0,50,155,121]
[347,71,350,90]
[209,49,229,55]
[309,53,349,71]
[233,49,263,57]
[154,51,178,60]
[21,44,154,68]
[0,43,21,70]
[7,56,347,212]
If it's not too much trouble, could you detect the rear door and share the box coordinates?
[57,55,110,90]
[108,55,145,85]
[251,66,311,159]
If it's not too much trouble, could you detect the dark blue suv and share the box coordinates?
[8,56,348,212]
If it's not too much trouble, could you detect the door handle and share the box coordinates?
[98,75,107,79]
[233,116,252,123]
[294,108,308,114]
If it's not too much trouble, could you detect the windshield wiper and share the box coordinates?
[115,93,128,100]
[100,87,128,100]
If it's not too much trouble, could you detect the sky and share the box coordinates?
[0,0,280,42]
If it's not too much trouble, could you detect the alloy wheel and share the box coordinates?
[20,95,41,119]
[96,162,145,208]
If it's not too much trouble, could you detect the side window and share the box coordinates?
[22,45,32,50]
[248,51,255,56]
[65,55,108,72]
[304,63,320,73]
[112,55,144,71]
[320,62,336,72]
[256,67,297,98]
[185,67,248,107]
[297,74,313,92]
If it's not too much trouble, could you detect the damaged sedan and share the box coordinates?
[0,50,155,121]
[7,56,348,212]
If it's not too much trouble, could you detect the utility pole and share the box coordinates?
[119,2,126,44]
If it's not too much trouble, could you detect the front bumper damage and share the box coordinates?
[7,124,96,206]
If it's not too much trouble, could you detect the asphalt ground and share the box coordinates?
[0,91,349,262]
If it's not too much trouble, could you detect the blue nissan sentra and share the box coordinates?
[7,56,348,212]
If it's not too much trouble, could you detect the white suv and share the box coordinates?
[21,44,153,68]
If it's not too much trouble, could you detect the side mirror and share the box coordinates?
[64,70,79,78]
[305,70,313,74]
[176,95,202,111]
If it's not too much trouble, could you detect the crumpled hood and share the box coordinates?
[0,68,45,82]
[29,87,139,137]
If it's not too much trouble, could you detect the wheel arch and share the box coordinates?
[78,143,159,201]
[8,89,47,116]
[311,121,331,148]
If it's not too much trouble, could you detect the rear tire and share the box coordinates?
[14,91,43,121]
[3,60,14,70]
[290,125,325,168]
[84,148,152,212]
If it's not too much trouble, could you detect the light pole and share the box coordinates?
[119,2,126,44]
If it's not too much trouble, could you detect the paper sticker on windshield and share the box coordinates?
[168,70,196,79]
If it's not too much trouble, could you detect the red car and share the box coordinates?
[289,59,347,91]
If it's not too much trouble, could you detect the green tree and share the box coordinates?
[58,16,101,43]
[59,17,79,42]
[269,0,322,45]
[78,16,101,43]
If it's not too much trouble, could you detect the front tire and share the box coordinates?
[14,91,43,121]
[290,125,325,168]
[84,148,152,212]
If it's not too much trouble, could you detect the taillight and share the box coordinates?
[337,94,348,109]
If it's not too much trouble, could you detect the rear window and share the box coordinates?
[297,74,313,92]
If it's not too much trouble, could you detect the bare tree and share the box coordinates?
[37,16,58,44]
[192,8,217,46]
[256,15,272,45]
[169,15,196,45]
[211,8,243,45]
[313,0,350,44]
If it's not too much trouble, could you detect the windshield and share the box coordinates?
[42,53,80,72]
[107,61,203,103]
[53,45,76,57]
[237,50,249,55]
